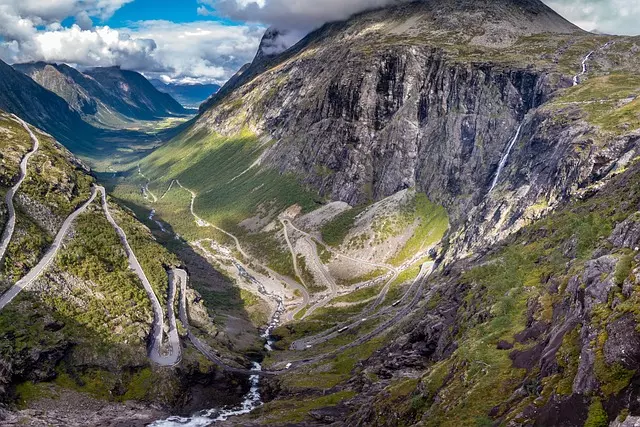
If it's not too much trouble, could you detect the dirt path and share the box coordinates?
[0,116,40,264]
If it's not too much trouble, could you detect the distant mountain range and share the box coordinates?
[0,59,96,149]
[13,62,189,128]
[150,79,220,109]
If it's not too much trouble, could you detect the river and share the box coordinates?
[149,291,285,426]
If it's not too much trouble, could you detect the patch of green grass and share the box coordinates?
[615,254,634,286]
[594,331,635,396]
[48,204,153,343]
[240,288,269,326]
[339,268,387,287]
[293,306,308,321]
[141,129,319,231]
[317,243,333,263]
[0,114,33,184]
[54,367,118,401]
[244,230,296,278]
[110,200,179,306]
[281,336,386,391]
[0,211,51,288]
[253,390,356,424]
[332,283,383,304]
[389,193,448,266]
[21,132,94,217]
[585,398,609,427]
[556,74,640,104]
[555,325,581,395]
[321,206,366,247]
[553,74,640,134]
[296,254,325,293]
[14,381,54,409]
[121,368,153,401]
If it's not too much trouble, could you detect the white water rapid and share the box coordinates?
[150,273,285,426]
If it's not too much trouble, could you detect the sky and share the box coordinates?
[0,0,637,85]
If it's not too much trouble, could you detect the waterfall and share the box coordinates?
[573,51,594,86]
[488,124,523,193]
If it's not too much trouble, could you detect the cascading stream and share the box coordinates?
[573,51,594,86]
[488,124,523,193]
[149,276,284,426]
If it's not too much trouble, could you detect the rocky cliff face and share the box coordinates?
[188,0,638,259]
[173,2,640,425]
[328,159,640,426]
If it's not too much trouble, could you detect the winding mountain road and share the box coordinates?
[0,187,98,311]
[170,180,310,319]
[98,186,180,366]
[138,165,158,203]
[290,260,432,350]
[170,267,273,376]
[0,116,40,265]
[142,175,438,372]
[281,219,400,319]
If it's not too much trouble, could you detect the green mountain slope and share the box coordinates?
[0,112,250,424]
[120,1,640,425]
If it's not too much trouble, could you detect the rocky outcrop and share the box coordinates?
[305,161,640,426]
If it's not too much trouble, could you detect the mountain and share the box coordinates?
[150,79,220,109]
[14,63,189,128]
[84,66,188,118]
[3,0,640,425]
[0,59,96,148]
[132,0,640,425]
[167,0,588,249]
[0,110,249,424]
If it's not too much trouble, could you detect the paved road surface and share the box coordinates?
[138,165,158,203]
[282,219,399,320]
[0,116,40,264]
[173,181,310,321]
[290,261,433,350]
[170,268,272,376]
[98,186,180,366]
[0,187,98,311]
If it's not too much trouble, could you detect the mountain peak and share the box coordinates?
[310,0,583,49]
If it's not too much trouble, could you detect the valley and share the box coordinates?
[0,0,639,426]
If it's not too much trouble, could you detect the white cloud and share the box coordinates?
[542,0,640,35]
[0,0,132,27]
[202,0,639,36]
[30,25,160,71]
[0,0,264,84]
[1,0,637,87]
[199,0,404,30]
[126,20,265,83]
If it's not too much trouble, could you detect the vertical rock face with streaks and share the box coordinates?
[190,0,639,257]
